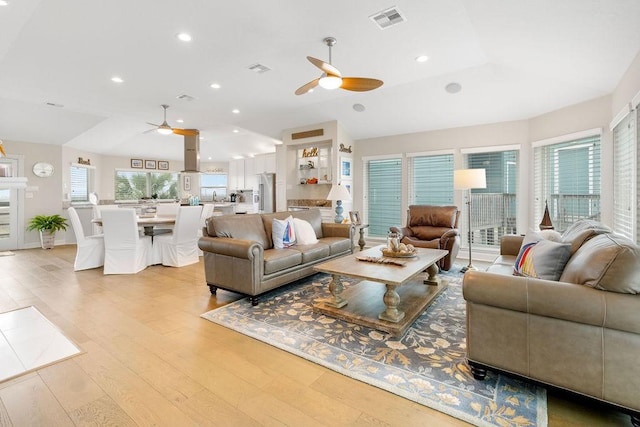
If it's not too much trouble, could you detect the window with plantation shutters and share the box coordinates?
[533,132,601,232]
[407,152,454,206]
[461,148,519,249]
[612,112,635,241]
[70,165,90,202]
[364,157,402,237]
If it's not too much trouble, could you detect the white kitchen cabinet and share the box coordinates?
[244,157,256,190]
[228,159,245,191]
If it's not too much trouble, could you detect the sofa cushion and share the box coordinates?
[514,231,572,280]
[210,214,270,248]
[272,216,296,249]
[290,209,324,238]
[291,243,330,263]
[559,233,640,294]
[319,237,351,255]
[411,226,453,241]
[293,218,318,245]
[263,248,302,275]
[408,205,458,228]
[561,219,611,254]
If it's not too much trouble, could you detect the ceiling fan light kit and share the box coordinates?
[295,36,383,95]
[318,75,342,89]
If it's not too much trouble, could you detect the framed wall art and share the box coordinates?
[158,160,169,170]
[145,160,157,169]
[340,157,352,180]
[131,159,143,169]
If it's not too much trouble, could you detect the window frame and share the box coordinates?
[69,163,95,204]
[532,128,602,232]
[114,168,179,202]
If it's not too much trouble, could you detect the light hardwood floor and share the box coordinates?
[0,246,632,426]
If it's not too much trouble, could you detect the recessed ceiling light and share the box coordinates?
[232,155,244,160]
[208,157,212,160]
[232,129,239,133]
[353,103,366,112]
[445,82,462,94]
[0,1,9,6]
[176,119,184,123]
[176,33,192,42]
[111,76,124,83]
[232,109,240,114]
[415,55,429,63]
[210,83,221,89]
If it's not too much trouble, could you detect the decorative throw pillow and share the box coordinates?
[292,218,318,245]
[513,238,572,281]
[272,216,296,249]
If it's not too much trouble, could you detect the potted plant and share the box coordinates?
[26,214,68,249]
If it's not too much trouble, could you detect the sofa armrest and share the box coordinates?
[198,236,263,260]
[322,222,353,239]
[441,229,459,240]
[500,234,524,256]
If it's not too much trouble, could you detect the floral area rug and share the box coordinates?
[201,270,547,427]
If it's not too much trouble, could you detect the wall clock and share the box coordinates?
[33,162,54,177]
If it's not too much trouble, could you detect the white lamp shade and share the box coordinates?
[454,168,487,190]
[326,184,351,201]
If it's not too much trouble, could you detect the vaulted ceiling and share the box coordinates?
[1,0,639,161]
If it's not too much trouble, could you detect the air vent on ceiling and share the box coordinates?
[176,94,196,102]
[369,6,407,29]
[247,63,272,74]
[45,102,64,108]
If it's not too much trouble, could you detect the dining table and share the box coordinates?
[92,215,176,237]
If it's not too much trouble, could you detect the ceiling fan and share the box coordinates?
[145,104,198,136]
[295,37,384,96]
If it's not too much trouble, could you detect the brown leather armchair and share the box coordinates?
[390,205,461,271]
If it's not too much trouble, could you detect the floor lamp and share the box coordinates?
[454,168,486,273]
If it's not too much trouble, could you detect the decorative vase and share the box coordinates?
[40,230,56,249]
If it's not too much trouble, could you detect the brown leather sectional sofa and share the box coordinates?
[463,220,640,425]
[198,208,354,305]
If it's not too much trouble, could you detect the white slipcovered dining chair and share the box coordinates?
[92,204,118,235]
[152,205,202,267]
[101,208,152,274]
[68,207,105,271]
[155,202,179,217]
[197,203,214,256]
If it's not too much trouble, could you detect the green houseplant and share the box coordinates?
[26,214,68,249]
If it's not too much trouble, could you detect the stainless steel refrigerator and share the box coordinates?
[255,173,275,213]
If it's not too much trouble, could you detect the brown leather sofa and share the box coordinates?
[390,205,460,271]
[463,220,640,425]
[198,208,354,305]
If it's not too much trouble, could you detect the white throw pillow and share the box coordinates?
[272,216,296,249]
[293,218,318,245]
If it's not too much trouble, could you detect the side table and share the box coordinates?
[356,224,369,251]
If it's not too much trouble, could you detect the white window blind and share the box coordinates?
[534,134,601,232]
[462,149,518,249]
[364,157,402,237]
[70,165,90,202]
[613,112,635,240]
[408,154,453,206]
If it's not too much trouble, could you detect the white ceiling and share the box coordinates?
[1,0,639,162]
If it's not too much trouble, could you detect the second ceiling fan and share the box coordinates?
[146,104,198,136]
[295,37,384,95]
